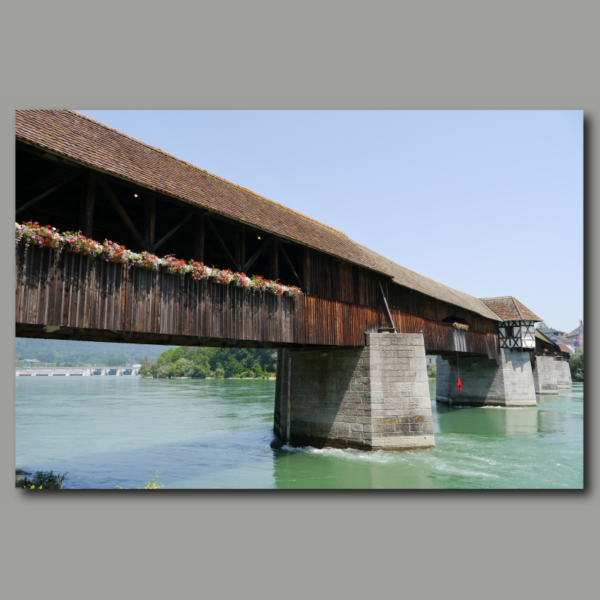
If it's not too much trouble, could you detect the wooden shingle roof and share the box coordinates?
[16,109,501,321]
[480,297,542,322]
[535,329,555,344]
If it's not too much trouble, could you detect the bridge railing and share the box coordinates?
[16,243,499,354]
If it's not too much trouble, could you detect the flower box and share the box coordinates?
[15,220,303,298]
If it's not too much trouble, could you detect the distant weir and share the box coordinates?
[16,367,140,377]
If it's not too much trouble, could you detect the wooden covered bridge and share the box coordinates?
[14,110,556,450]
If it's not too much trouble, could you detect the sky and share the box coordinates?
[78,110,583,332]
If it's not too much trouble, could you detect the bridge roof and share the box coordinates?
[535,329,559,349]
[480,296,542,322]
[16,109,501,321]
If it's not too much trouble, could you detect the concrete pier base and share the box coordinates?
[274,333,434,451]
[533,356,559,394]
[554,360,572,389]
[435,349,537,407]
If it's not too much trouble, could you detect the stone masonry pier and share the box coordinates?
[436,349,537,407]
[274,333,434,451]
[554,360,572,389]
[532,356,559,395]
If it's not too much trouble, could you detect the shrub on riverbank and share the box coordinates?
[16,470,67,489]
[427,365,437,379]
[117,471,164,489]
[140,347,277,379]
[569,348,584,382]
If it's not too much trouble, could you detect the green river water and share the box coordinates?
[15,377,583,489]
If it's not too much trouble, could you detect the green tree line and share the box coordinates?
[569,348,583,382]
[16,339,174,367]
[140,347,278,379]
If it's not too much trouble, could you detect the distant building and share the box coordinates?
[23,359,40,364]
[540,328,565,338]
[425,356,436,367]
[556,343,573,355]
[566,320,583,350]
[540,330,575,352]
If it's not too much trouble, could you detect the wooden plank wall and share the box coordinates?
[16,244,499,356]
[303,248,377,306]
[302,248,498,335]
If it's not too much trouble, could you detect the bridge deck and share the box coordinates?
[16,244,499,358]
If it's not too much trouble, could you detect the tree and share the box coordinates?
[139,356,152,377]
[569,348,584,382]
[106,356,127,367]
[536,321,550,330]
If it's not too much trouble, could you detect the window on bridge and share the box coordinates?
[442,316,471,328]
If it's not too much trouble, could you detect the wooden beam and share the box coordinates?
[194,213,205,262]
[153,209,195,251]
[145,194,156,252]
[16,171,80,216]
[206,216,239,270]
[244,237,271,273]
[27,166,80,194]
[97,176,146,250]
[82,171,95,237]
[279,242,302,286]
[270,238,279,281]
[378,280,397,333]
[235,224,245,271]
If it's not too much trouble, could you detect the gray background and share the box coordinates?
[1,2,595,599]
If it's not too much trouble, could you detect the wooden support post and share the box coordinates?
[82,171,95,238]
[145,193,156,253]
[270,238,279,281]
[235,224,245,272]
[206,216,239,270]
[279,242,302,286]
[97,176,146,250]
[244,237,271,273]
[194,213,205,263]
[153,209,195,252]
[303,247,311,295]
[377,280,397,332]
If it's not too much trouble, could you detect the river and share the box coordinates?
[15,377,583,489]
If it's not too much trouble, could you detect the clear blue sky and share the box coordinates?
[78,110,583,332]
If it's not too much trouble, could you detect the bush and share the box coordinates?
[16,470,67,489]
[569,349,584,382]
[106,356,127,367]
[427,365,437,379]
[117,471,164,489]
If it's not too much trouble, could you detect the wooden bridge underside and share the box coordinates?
[16,244,500,358]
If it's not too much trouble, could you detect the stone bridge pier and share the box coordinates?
[532,356,559,395]
[436,349,537,407]
[274,333,435,451]
[554,360,572,389]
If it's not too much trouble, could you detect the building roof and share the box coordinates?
[16,110,504,320]
[553,334,574,346]
[557,343,573,354]
[535,329,555,345]
[566,323,583,338]
[479,296,542,322]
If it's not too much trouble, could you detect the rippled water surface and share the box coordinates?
[15,378,584,489]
